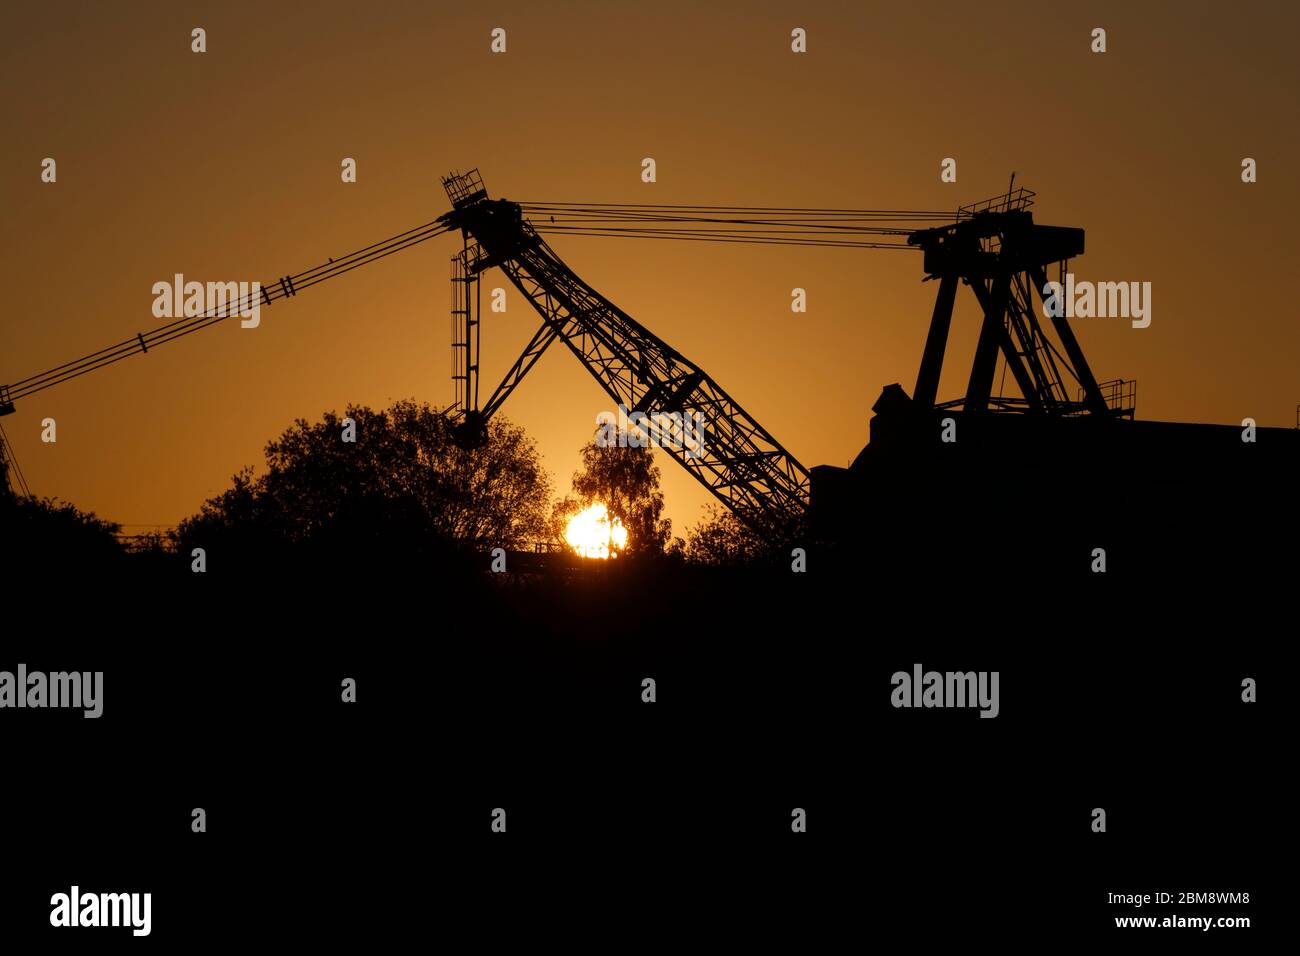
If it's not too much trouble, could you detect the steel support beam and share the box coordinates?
[913,273,959,408]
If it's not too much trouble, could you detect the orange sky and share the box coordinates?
[2,1,1296,536]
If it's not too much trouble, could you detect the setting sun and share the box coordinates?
[564,503,628,559]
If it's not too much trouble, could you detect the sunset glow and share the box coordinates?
[564,503,627,559]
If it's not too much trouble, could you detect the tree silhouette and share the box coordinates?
[553,434,672,555]
[176,401,551,564]
[684,502,772,566]
[0,493,123,575]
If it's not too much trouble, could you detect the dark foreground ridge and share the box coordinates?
[2,467,1285,942]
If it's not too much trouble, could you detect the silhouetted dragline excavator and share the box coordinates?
[3,169,1244,538]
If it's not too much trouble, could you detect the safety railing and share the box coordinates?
[958,187,1036,218]
[1079,378,1137,419]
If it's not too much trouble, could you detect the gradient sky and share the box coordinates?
[2,1,1296,536]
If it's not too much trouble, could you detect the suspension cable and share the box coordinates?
[0,420,32,498]
[7,219,453,402]
[4,201,961,406]
[519,202,953,249]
